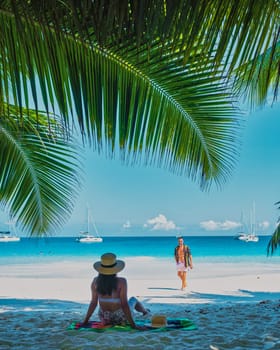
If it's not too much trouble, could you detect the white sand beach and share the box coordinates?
[1,257,280,349]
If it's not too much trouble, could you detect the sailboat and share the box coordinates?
[0,230,20,242]
[0,221,20,242]
[76,208,103,243]
[236,204,259,242]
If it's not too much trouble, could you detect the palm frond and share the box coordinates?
[0,108,81,236]
[267,201,280,255]
[267,224,280,255]
[1,0,278,103]
[0,10,241,189]
[234,41,280,107]
[0,0,279,235]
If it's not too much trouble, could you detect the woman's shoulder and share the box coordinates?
[117,276,127,285]
[117,276,127,281]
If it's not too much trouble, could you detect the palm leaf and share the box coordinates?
[1,0,278,101]
[0,1,278,188]
[0,108,81,236]
[267,201,280,255]
[0,1,279,235]
[0,11,241,189]
[267,224,280,255]
[234,42,280,106]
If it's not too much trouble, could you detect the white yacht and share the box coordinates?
[76,208,103,243]
[237,233,259,242]
[77,233,103,243]
[0,231,20,242]
[236,203,259,243]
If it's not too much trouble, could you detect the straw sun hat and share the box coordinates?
[93,253,125,275]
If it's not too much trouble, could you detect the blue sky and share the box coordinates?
[1,101,279,237]
[65,101,280,237]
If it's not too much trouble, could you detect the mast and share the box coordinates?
[87,207,90,234]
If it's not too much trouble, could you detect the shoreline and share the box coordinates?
[1,259,280,303]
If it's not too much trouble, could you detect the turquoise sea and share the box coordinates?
[0,235,279,265]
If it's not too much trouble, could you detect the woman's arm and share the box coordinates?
[119,278,137,329]
[82,279,98,324]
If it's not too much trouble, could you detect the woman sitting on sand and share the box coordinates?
[82,253,149,329]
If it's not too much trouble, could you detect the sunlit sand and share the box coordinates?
[1,258,279,349]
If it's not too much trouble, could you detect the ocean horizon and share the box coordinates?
[1,235,279,265]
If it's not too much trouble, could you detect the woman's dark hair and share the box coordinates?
[96,274,118,295]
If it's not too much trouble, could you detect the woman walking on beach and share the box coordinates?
[82,253,149,329]
[174,236,193,290]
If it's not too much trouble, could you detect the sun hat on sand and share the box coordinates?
[150,315,167,328]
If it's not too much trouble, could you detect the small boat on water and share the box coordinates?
[237,233,259,242]
[236,203,259,243]
[77,233,103,243]
[76,208,103,243]
[0,230,20,242]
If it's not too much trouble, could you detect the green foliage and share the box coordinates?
[267,201,280,255]
[0,108,81,235]
[0,1,279,236]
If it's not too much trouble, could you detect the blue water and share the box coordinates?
[0,236,279,265]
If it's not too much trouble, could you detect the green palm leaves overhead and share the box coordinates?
[0,0,279,236]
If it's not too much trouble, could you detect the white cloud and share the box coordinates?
[258,221,270,230]
[144,214,178,231]
[122,220,131,229]
[200,220,241,231]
